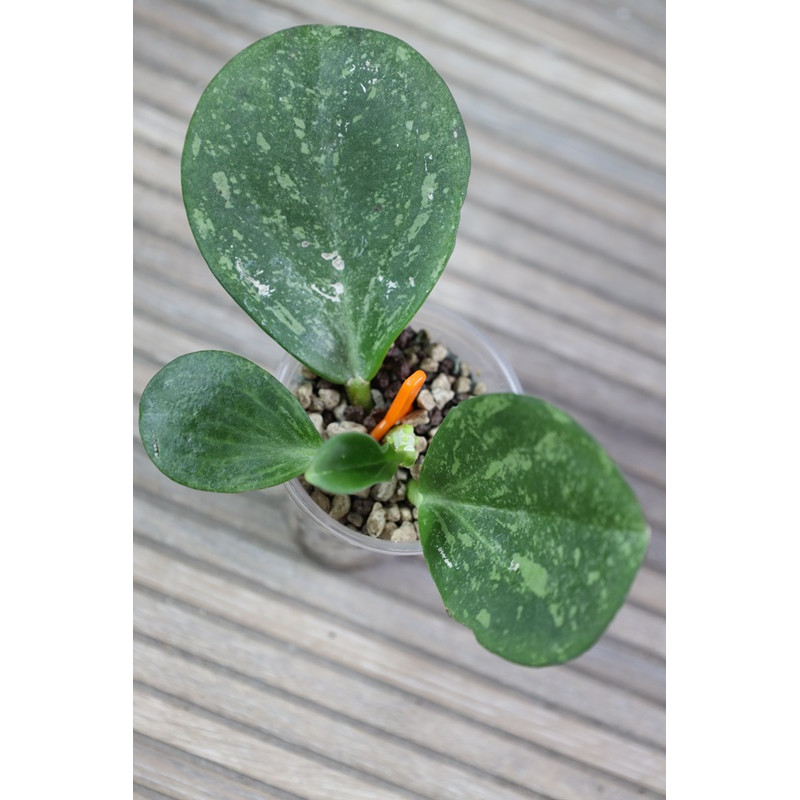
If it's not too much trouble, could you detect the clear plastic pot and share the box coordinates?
[276,302,522,568]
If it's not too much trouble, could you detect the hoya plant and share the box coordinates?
[139,25,649,667]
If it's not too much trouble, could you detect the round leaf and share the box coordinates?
[139,351,322,492]
[417,394,649,666]
[182,25,470,385]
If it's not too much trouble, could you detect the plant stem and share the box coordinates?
[406,479,422,507]
[345,376,373,410]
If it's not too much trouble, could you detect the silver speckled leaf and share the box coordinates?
[417,394,649,666]
[182,26,470,384]
[139,351,322,492]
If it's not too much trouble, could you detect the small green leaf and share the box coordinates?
[182,25,470,385]
[383,424,417,468]
[139,351,322,492]
[417,394,649,666]
[305,432,398,494]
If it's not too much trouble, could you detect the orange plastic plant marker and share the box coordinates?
[369,370,427,441]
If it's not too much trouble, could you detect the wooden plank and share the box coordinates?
[449,237,664,359]
[135,588,658,800]
[517,0,666,63]
[631,566,666,614]
[133,103,191,158]
[467,125,666,243]
[643,524,666,575]
[572,638,665,704]
[177,0,665,169]
[457,202,665,319]
[133,485,665,744]
[431,0,665,96]
[607,603,665,659]
[135,735,297,799]
[135,0,255,60]
[133,540,665,793]
[135,689,411,799]
[134,785,180,800]
[330,0,666,129]
[135,0,666,203]
[466,168,665,279]
[453,77,666,204]
[427,273,664,399]
[136,638,545,800]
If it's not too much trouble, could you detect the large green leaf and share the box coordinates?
[139,351,322,492]
[182,25,470,385]
[417,394,649,666]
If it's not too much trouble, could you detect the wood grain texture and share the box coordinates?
[134,0,665,796]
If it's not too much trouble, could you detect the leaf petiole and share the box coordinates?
[345,376,373,410]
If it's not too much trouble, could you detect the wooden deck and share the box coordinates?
[133,1,665,797]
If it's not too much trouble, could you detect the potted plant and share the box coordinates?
[138,24,649,667]
[276,300,524,566]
